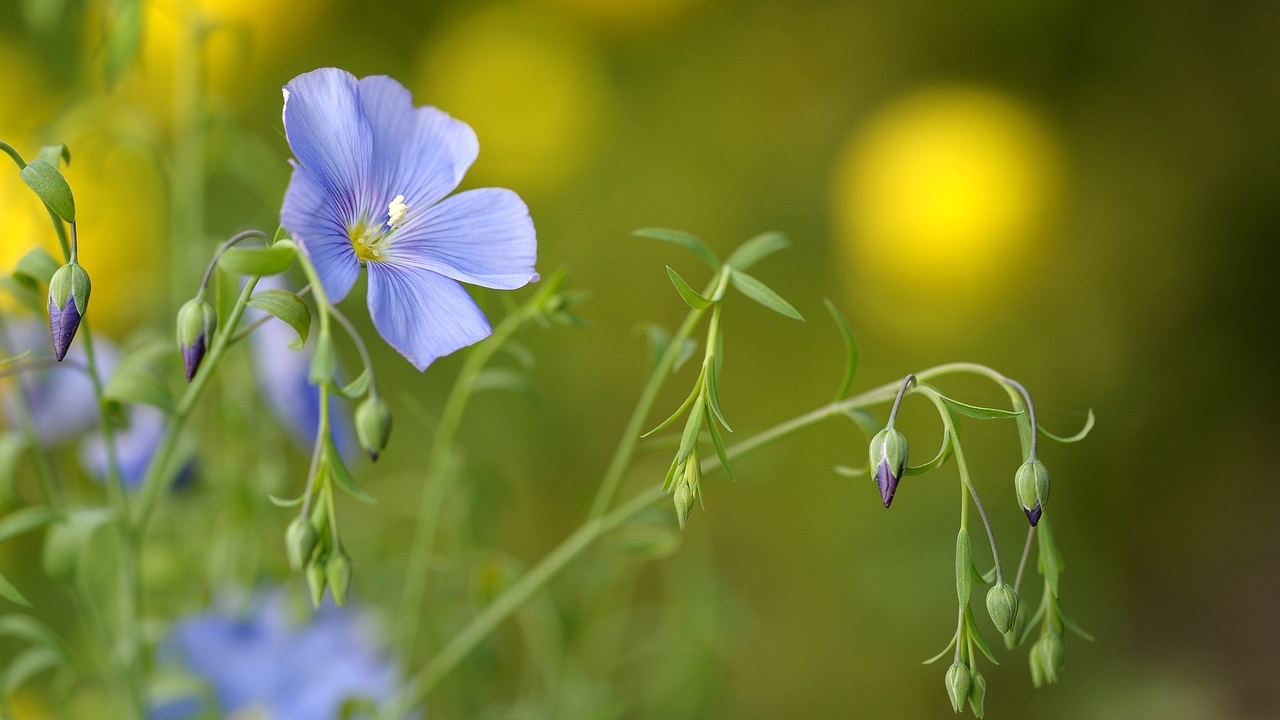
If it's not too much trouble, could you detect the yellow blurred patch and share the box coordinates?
[832,87,1063,304]
[416,5,608,195]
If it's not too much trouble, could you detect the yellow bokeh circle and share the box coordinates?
[832,87,1063,300]
[416,6,608,195]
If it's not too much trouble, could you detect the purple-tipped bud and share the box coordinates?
[354,394,393,462]
[1015,458,1050,526]
[176,298,216,381]
[869,427,909,507]
[47,263,90,361]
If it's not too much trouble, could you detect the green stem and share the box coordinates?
[393,302,541,663]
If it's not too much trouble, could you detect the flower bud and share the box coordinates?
[985,583,1019,634]
[285,516,318,570]
[673,482,695,530]
[47,262,90,361]
[354,394,393,462]
[306,555,328,607]
[1029,632,1065,688]
[176,297,217,381]
[945,662,971,713]
[968,668,987,718]
[326,549,352,606]
[1015,458,1050,526]
[869,427,909,507]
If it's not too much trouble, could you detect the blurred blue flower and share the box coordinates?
[153,591,409,720]
[280,67,538,371]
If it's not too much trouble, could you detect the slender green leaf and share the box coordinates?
[979,565,998,584]
[642,382,701,438]
[833,465,867,478]
[633,228,719,270]
[326,444,375,504]
[940,396,1022,420]
[672,337,697,373]
[0,352,27,367]
[729,269,803,320]
[0,572,30,607]
[705,361,731,431]
[840,407,884,440]
[500,340,537,371]
[3,645,62,692]
[661,455,681,492]
[1039,409,1095,444]
[922,633,959,665]
[676,402,704,465]
[1017,597,1048,645]
[705,407,735,480]
[905,428,952,476]
[36,145,71,168]
[218,245,296,277]
[267,493,306,508]
[666,267,712,310]
[956,529,973,605]
[247,289,311,350]
[0,615,71,662]
[823,299,859,401]
[1057,600,1095,641]
[19,158,75,223]
[337,369,371,400]
[0,507,60,545]
[13,247,60,287]
[473,368,537,401]
[725,231,788,271]
[965,607,999,664]
[1036,520,1060,596]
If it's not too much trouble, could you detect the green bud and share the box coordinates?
[674,482,695,530]
[176,297,217,382]
[306,555,328,607]
[869,427,909,507]
[1029,633,1065,688]
[985,583,1019,634]
[354,394,393,462]
[1015,458,1050,526]
[326,549,352,606]
[285,516,318,571]
[945,662,971,713]
[968,668,987,718]
[47,262,90,361]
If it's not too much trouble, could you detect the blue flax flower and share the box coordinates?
[281,68,538,371]
[154,591,411,720]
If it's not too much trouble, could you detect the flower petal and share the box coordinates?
[357,75,479,211]
[282,68,373,219]
[366,264,491,371]
[387,188,538,289]
[281,164,361,302]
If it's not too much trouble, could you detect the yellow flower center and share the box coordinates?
[350,195,409,262]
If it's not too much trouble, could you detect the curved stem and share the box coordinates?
[196,229,269,296]
[1002,377,1039,458]
[887,374,916,427]
[1013,526,1036,593]
[327,303,376,396]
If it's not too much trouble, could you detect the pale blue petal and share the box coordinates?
[387,188,538,290]
[366,264,491,371]
[356,75,479,213]
[281,164,360,302]
[79,405,166,488]
[282,68,372,220]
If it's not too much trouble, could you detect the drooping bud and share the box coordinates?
[1015,458,1050,526]
[354,393,393,461]
[1029,633,1065,688]
[176,297,217,381]
[306,555,328,607]
[869,427,909,507]
[968,668,987,718]
[985,583,1019,634]
[285,516,318,570]
[47,262,90,361]
[673,482,695,530]
[326,549,352,606]
[945,662,971,713]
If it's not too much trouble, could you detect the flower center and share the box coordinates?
[350,195,409,263]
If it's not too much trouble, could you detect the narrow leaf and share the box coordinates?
[955,529,973,606]
[1057,601,1095,641]
[634,228,719,270]
[473,368,537,401]
[666,267,712,310]
[1037,520,1060,596]
[338,369,371,400]
[218,245,296,277]
[823,299,859,401]
[3,646,62,692]
[729,269,803,320]
[940,396,1022,420]
[326,444,375,504]
[642,382,701,438]
[705,407,735,480]
[676,402,704,465]
[19,158,75,223]
[36,145,71,168]
[267,493,306,508]
[833,465,867,478]
[922,633,959,665]
[0,507,60,545]
[725,231,788,271]
[1039,409,1095,444]
[904,428,952,476]
[0,572,30,607]
[0,615,71,662]
[247,289,311,349]
[965,607,1000,664]
[705,361,731,431]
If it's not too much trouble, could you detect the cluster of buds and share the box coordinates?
[286,513,352,606]
[946,661,987,716]
[670,446,703,529]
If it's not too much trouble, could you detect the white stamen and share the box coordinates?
[387,194,408,229]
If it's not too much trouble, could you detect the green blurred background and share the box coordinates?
[2,0,1278,718]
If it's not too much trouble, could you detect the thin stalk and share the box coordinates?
[1013,526,1036,593]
